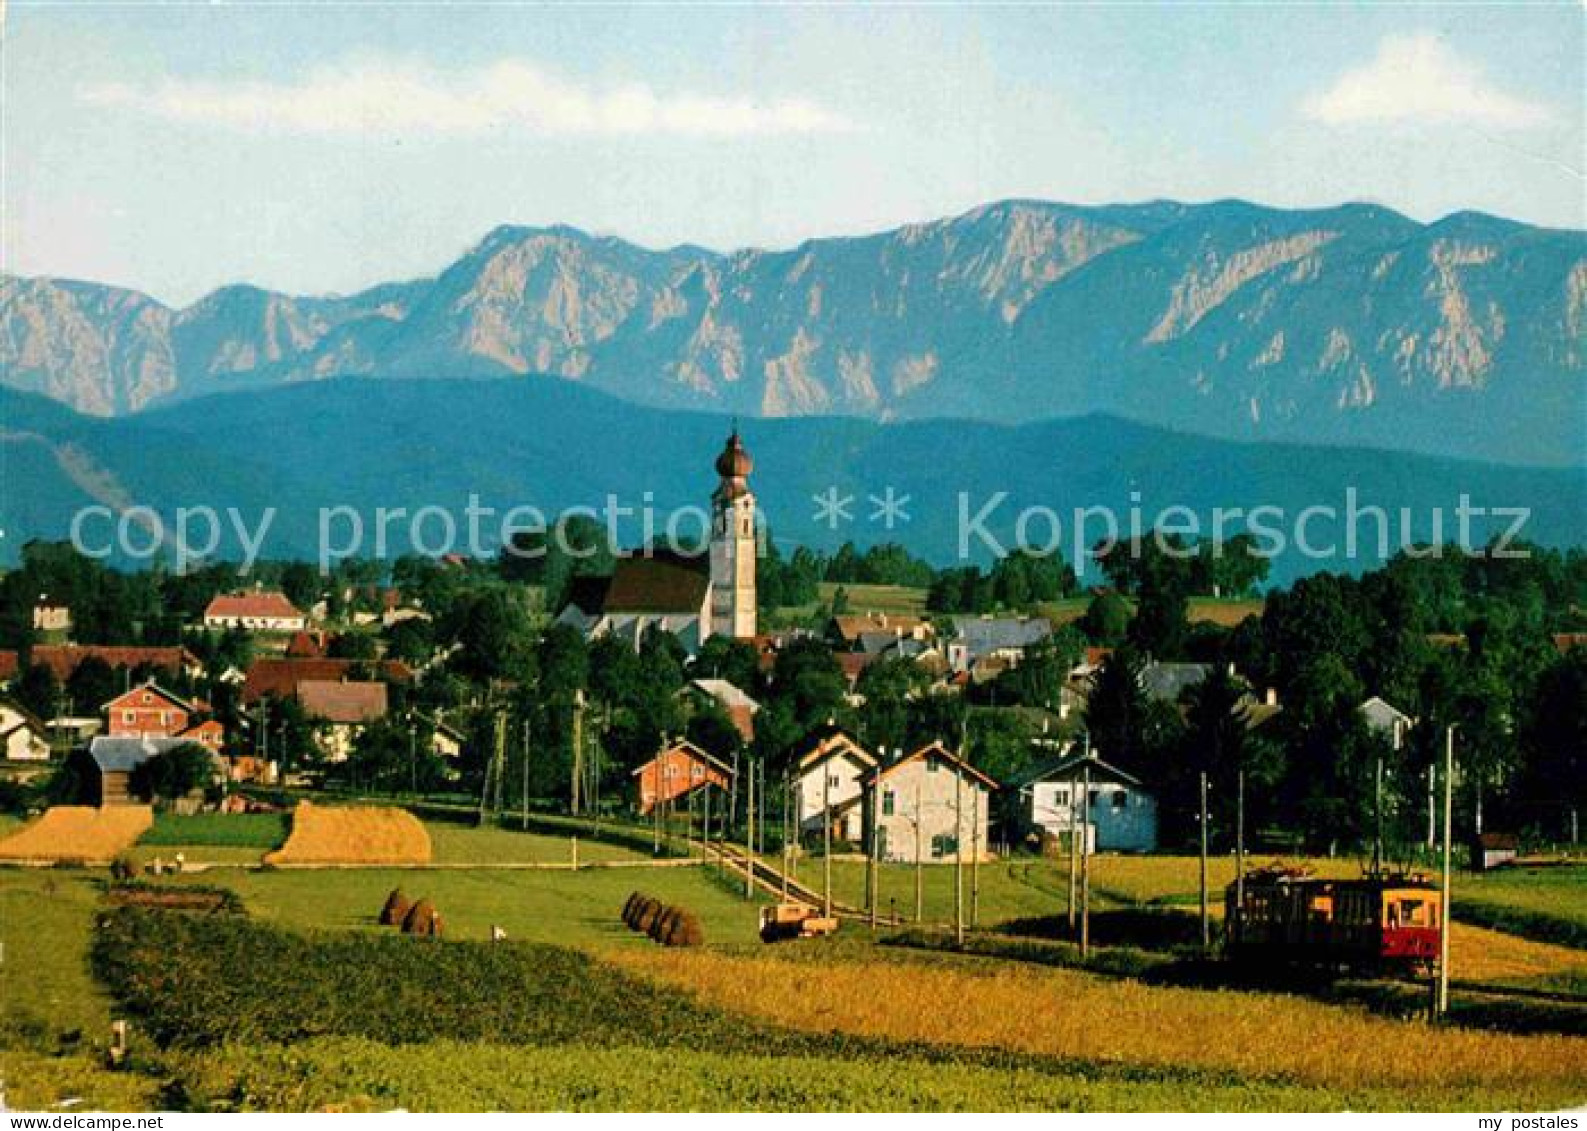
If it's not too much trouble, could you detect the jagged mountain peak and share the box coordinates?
[3,199,1582,464]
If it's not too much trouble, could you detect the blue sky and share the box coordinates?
[5,3,1582,305]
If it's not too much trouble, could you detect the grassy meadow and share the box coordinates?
[2,813,1583,1113]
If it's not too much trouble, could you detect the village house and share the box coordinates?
[241,657,412,704]
[684,678,760,743]
[423,714,466,763]
[203,591,308,633]
[870,742,997,864]
[103,682,224,750]
[1140,661,1212,704]
[0,698,51,761]
[791,725,879,843]
[31,644,203,686]
[1014,749,1158,853]
[558,431,759,653]
[827,612,932,652]
[632,738,733,816]
[32,599,72,638]
[946,615,1053,674]
[1359,696,1414,743]
[296,679,389,763]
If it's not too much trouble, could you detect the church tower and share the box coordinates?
[708,429,757,640]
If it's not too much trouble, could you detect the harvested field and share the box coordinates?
[0,806,153,864]
[263,802,431,866]
[612,949,1587,1105]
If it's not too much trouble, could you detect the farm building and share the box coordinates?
[203,591,308,632]
[1014,750,1158,853]
[86,736,225,806]
[633,738,732,816]
[0,698,51,761]
[870,742,997,864]
[791,724,878,843]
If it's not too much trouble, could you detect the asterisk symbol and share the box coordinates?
[869,487,912,529]
[811,486,855,530]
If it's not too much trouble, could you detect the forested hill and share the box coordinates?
[2,378,1580,583]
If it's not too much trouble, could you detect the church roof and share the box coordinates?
[598,551,710,615]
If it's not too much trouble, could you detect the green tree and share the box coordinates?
[1080,590,1131,646]
[130,742,217,802]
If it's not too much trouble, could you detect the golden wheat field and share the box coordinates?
[1448,922,1587,982]
[0,805,153,863]
[263,802,432,866]
[612,949,1587,1102]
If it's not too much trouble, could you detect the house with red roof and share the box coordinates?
[203,591,307,633]
[103,682,225,750]
[632,738,733,816]
[296,679,388,762]
[31,645,202,683]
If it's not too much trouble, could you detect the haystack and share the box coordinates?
[648,904,680,943]
[379,888,412,926]
[634,897,663,934]
[401,898,443,937]
[663,908,705,948]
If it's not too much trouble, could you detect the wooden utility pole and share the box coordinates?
[1199,771,1211,950]
[781,769,792,902]
[1437,725,1455,1017]
[822,766,833,917]
[702,783,712,862]
[869,789,881,929]
[570,690,585,816]
[953,764,965,948]
[913,773,924,922]
[1068,769,1079,933]
[1080,761,1091,958]
[970,784,981,930]
[521,718,531,830]
[1234,768,1246,946]
[745,761,757,899]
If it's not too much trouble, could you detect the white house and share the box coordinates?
[1359,696,1414,743]
[0,698,50,761]
[791,725,878,843]
[203,592,307,633]
[1016,750,1158,853]
[870,741,997,864]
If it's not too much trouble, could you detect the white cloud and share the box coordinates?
[81,56,855,138]
[1302,33,1553,129]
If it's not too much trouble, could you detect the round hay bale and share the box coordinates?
[401,898,443,937]
[634,897,663,934]
[648,904,680,943]
[379,888,412,926]
[621,891,643,928]
[663,908,704,948]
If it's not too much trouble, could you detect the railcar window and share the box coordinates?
[1398,899,1429,927]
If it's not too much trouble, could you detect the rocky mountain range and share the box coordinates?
[3,199,1583,464]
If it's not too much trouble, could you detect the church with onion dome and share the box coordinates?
[555,429,758,653]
